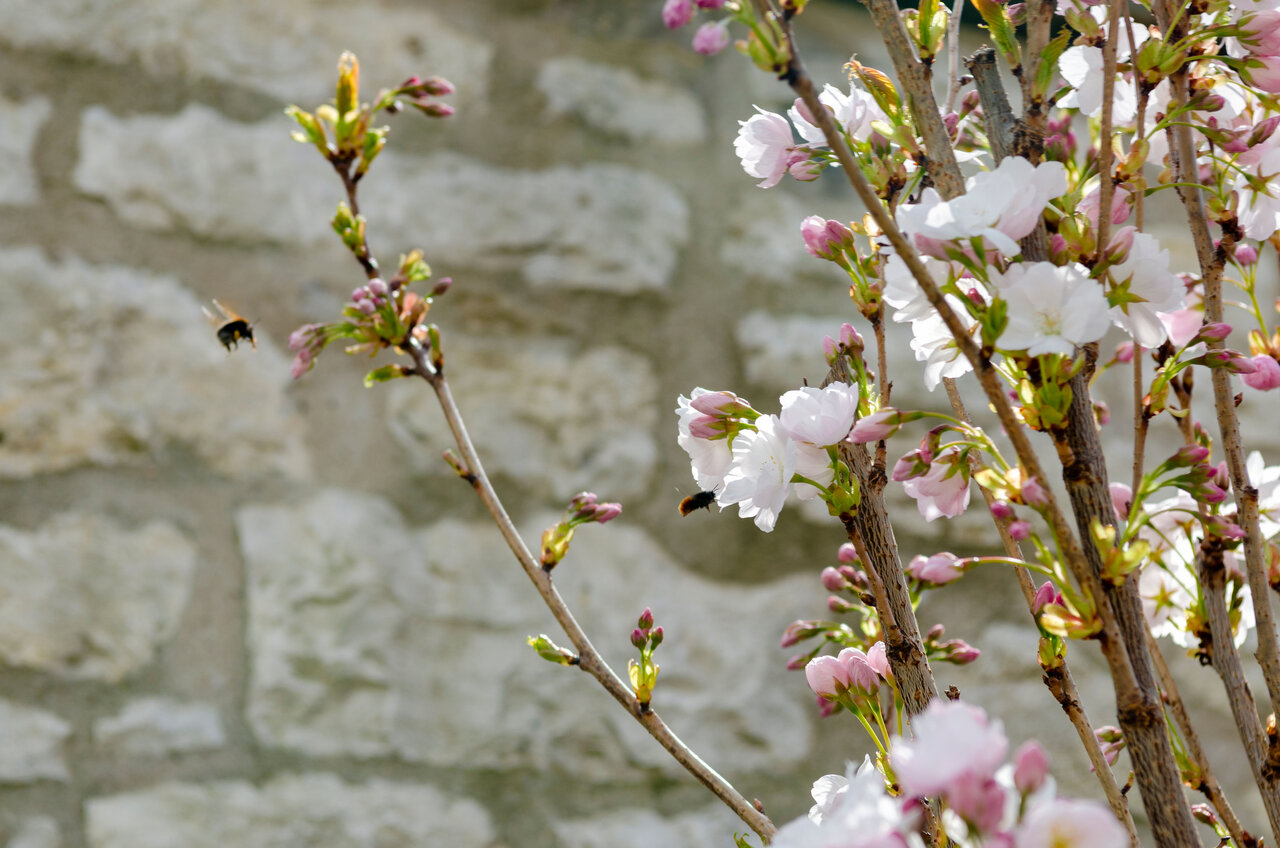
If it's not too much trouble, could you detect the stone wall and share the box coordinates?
[0,1,1275,846]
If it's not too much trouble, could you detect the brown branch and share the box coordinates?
[1145,627,1256,848]
[1151,0,1280,790]
[1093,0,1125,262]
[1196,537,1280,835]
[858,0,965,198]
[405,345,777,841]
[1131,348,1149,501]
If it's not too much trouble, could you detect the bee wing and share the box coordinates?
[208,299,244,323]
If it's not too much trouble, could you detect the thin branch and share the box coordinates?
[944,0,965,115]
[858,0,966,198]
[1196,535,1280,835]
[1145,628,1256,848]
[1131,347,1149,500]
[406,346,778,841]
[1093,0,1125,262]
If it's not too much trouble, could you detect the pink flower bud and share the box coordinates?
[1242,354,1280,390]
[637,607,654,630]
[1161,308,1205,348]
[805,654,851,698]
[430,277,454,297]
[290,349,314,380]
[1171,444,1210,466]
[593,503,622,523]
[649,626,664,647]
[1211,461,1230,489]
[356,299,376,315]
[695,0,727,7]
[351,287,368,302]
[947,777,1006,835]
[781,620,822,648]
[1013,740,1050,794]
[662,0,694,28]
[821,567,848,592]
[787,654,809,670]
[1020,476,1049,508]
[946,640,981,664]
[1109,482,1132,518]
[1032,581,1063,614]
[1192,804,1219,827]
[1195,322,1232,343]
[801,215,853,260]
[1106,225,1136,261]
[1114,341,1135,364]
[1233,243,1259,266]
[828,595,855,614]
[817,694,840,718]
[838,647,881,693]
[691,21,730,55]
[849,409,900,443]
[908,552,965,584]
[840,322,863,352]
[630,628,647,648]
[866,641,890,677]
[837,543,859,564]
[688,414,721,440]
[1246,54,1280,93]
[1008,520,1031,541]
[990,501,1015,520]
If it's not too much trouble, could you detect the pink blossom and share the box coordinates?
[1008,520,1031,541]
[1015,798,1128,848]
[946,777,1006,835]
[1013,740,1050,794]
[691,20,730,54]
[662,0,694,28]
[1032,581,1063,614]
[719,414,796,532]
[734,108,795,189]
[676,389,734,494]
[1107,231,1186,347]
[1109,482,1132,518]
[805,654,851,698]
[1114,341,1134,363]
[1079,183,1133,228]
[801,215,854,260]
[1234,243,1260,265]
[1020,476,1050,508]
[1242,354,1280,390]
[908,552,966,584]
[902,449,971,522]
[838,542,859,564]
[780,384,860,447]
[890,700,1009,797]
[1246,53,1280,93]
[695,0,727,6]
[1159,307,1205,348]
[990,501,1014,520]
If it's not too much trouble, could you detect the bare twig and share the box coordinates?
[1093,0,1125,262]
[944,0,965,115]
[406,346,778,841]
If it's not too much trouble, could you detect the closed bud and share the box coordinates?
[990,501,1015,520]
[837,542,859,564]
[1032,581,1063,614]
[637,607,654,630]
[821,566,848,592]
[649,626,664,647]
[828,595,856,614]
[1008,519,1031,541]
[630,628,647,649]
[1013,741,1050,794]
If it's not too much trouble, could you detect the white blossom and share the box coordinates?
[993,262,1111,356]
[719,414,796,532]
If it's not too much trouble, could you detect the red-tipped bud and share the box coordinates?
[821,567,848,592]
[637,607,654,631]
[1013,741,1050,794]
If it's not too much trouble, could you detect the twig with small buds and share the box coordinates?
[404,341,777,841]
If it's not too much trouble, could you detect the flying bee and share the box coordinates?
[678,490,717,517]
[203,300,256,352]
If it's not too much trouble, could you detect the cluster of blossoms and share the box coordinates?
[661,0,732,55]
[772,699,1126,848]
[676,374,864,532]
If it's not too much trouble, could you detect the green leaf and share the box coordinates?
[363,364,406,387]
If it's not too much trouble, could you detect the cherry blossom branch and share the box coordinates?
[966,42,1198,844]
[1131,348,1149,498]
[856,0,965,197]
[943,380,1137,842]
[404,343,778,841]
[1152,0,1280,770]
[776,14,1198,842]
[1021,0,1054,141]
[1147,594,1261,846]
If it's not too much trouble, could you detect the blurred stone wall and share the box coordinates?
[0,1,1275,846]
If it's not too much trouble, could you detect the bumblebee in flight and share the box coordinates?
[203,300,256,352]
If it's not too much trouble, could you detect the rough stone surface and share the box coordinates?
[5,818,59,848]
[237,489,815,775]
[75,105,689,292]
[0,513,195,683]
[0,96,50,205]
[537,57,707,146]
[735,311,847,389]
[553,805,742,848]
[0,701,70,783]
[0,247,310,480]
[720,190,845,285]
[84,774,495,848]
[92,698,226,758]
[0,1,492,106]
[387,338,659,498]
